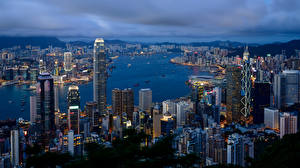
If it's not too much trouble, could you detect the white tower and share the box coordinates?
[241,46,251,118]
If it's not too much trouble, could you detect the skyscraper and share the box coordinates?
[162,100,176,115]
[253,82,270,124]
[264,107,279,129]
[64,52,73,72]
[85,101,98,131]
[176,101,189,128]
[280,112,298,138]
[112,88,134,121]
[93,38,107,116]
[67,85,80,134]
[10,130,19,168]
[139,88,152,112]
[273,70,300,108]
[226,65,242,124]
[241,46,251,118]
[36,73,55,143]
[30,95,37,123]
[153,105,162,138]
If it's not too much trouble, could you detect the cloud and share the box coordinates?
[0,0,299,42]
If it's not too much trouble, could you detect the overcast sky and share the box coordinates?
[1,0,300,43]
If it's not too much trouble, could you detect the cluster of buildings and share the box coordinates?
[0,38,300,168]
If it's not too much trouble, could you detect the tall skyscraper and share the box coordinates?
[139,88,152,112]
[93,38,107,116]
[54,86,59,112]
[85,101,98,131]
[241,46,251,118]
[264,107,279,129]
[226,65,242,124]
[176,101,189,128]
[162,100,176,115]
[67,85,80,134]
[36,73,55,143]
[10,130,19,168]
[253,82,270,124]
[30,95,37,123]
[153,105,163,138]
[67,130,74,155]
[273,70,300,108]
[280,112,298,138]
[112,88,134,121]
[64,52,73,72]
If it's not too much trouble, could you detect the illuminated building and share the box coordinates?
[36,73,55,144]
[253,82,270,124]
[226,65,242,124]
[264,107,279,129]
[280,112,297,138]
[64,52,73,72]
[67,85,80,134]
[162,100,176,115]
[241,46,251,118]
[176,101,189,128]
[139,88,152,112]
[93,38,107,116]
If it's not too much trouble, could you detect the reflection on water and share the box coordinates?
[0,54,211,120]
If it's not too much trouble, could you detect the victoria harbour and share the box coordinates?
[0,54,210,120]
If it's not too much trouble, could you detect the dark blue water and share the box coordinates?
[0,54,210,120]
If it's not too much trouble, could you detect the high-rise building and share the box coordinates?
[67,85,80,134]
[64,52,73,72]
[273,70,300,108]
[112,88,134,121]
[213,87,222,107]
[30,95,37,123]
[280,112,298,138]
[139,88,152,112]
[93,38,107,116]
[162,100,176,115]
[176,101,189,128]
[226,65,242,124]
[253,82,271,124]
[241,46,251,118]
[264,107,279,129]
[10,130,19,168]
[36,73,55,142]
[227,134,254,167]
[54,86,59,112]
[160,115,174,136]
[67,130,74,155]
[153,105,162,138]
[85,101,98,131]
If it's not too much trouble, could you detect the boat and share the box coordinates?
[144,80,150,84]
[147,62,150,64]
[161,74,166,77]
[8,100,13,104]
[128,64,132,68]
[133,83,140,87]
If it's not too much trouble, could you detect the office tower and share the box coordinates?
[36,73,55,142]
[264,107,279,129]
[253,82,270,124]
[54,86,59,112]
[10,130,19,168]
[112,88,134,120]
[162,100,176,115]
[176,101,189,128]
[139,88,152,111]
[68,130,74,155]
[153,105,162,138]
[85,101,98,131]
[280,112,298,138]
[226,65,242,124]
[273,73,285,108]
[241,46,251,118]
[30,96,37,123]
[67,85,80,134]
[64,52,73,72]
[213,87,222,106]
[160,116,174,136]
[227,134,254,167]
[93,38,107,116]
[273,70,300,108]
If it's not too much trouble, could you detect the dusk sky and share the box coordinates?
[1,0,300,43]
